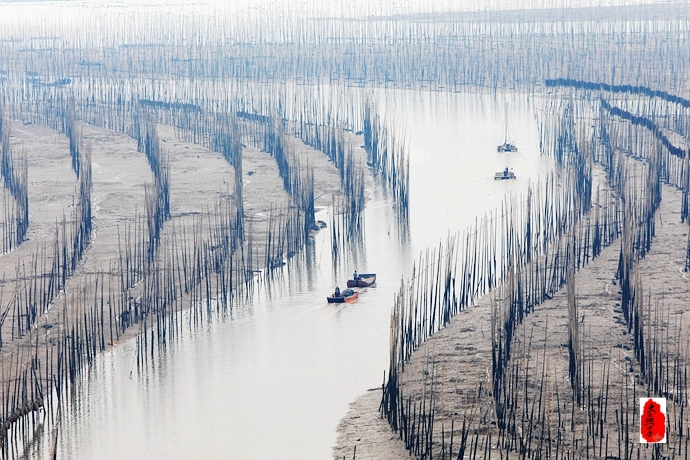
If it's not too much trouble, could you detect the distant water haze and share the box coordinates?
[0,0,683,21]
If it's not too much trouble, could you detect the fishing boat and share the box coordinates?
[346,273,376,288]
[497,141,518,153]
[497,104,518,152]
[494,168,516,180]
[327,288,359,303]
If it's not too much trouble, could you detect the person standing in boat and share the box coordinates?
[335,286,341,297]
[504,167,509,177]
[353,270,358,280]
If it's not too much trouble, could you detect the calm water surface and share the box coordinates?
[38,90,552,459]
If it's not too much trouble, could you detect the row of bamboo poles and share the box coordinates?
[0,71,380,457]
[0,105,251,458]
[262,120,316,241]
[0,189,255,458]
[362,99,410,216]
[16,72,374,275]
[47,81,356,273]
[229,88,370,262]
[9,59,409,268]
[1,5,689,93]
[9,78,315,276]
[0,108,94,457]
[295,109,367,240]
[380,85,690,458]
[231,88,373,260]
[0,98,29,254]
[133,115,172,262]
[292,107,368,261]
[2,131,92,344]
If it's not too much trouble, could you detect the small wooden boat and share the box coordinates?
[497,142,518,152]
[347,273,376,288]
[494,169,516,180]
[327,288,359,303]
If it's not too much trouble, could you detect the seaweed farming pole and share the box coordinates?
[168,110,248,244]
[0,99,29,252]
[546,78,690,109]
[566,241,581,406]
[212,117,245,242]
[263,119,316,246]
[680,148,690,226]
[133,115,171,264]
[362,98,409,215]
[294,100,347,174]
[61,98,82,178]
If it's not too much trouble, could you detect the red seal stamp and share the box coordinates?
[640,398,666,443]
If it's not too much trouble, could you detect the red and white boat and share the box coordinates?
[326,288,359,303]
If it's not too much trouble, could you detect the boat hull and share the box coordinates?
[327,291,359,303]
[494,172,516,180]
[346,274,376,288]
[497,143,518,152]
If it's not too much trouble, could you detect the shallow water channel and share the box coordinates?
[34,90,554,459]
